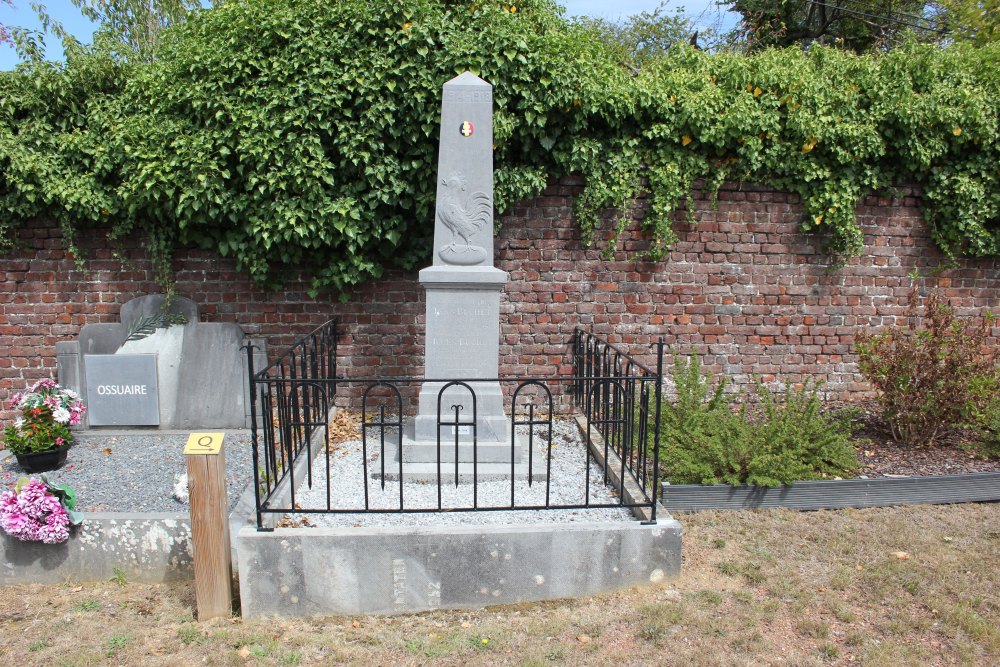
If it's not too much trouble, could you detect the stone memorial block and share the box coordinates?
[84,354,160,426]
[412,72,509,447]
[393,72,545,478]
[57,294,267,429]
[430,72,497,267]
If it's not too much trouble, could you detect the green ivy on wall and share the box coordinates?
[0,0,997,297]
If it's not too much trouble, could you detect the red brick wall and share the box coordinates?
[3,179,999,422]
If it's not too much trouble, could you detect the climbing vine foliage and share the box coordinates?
[0,0,997,295]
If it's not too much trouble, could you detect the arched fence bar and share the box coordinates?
[245,322,664,530]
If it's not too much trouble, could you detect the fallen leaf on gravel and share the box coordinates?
[891,551,910,560]
[101,448,112,455]
[328,410,362,448]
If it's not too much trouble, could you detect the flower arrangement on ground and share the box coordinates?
[3,379,86,456]
[0,475,83,544]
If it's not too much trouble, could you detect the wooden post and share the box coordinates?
[185,432,233,620]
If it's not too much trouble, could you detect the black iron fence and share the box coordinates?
[245,322,663,530]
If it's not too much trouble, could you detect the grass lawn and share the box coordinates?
[1,503,997,666]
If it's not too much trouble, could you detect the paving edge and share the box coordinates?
[661,472,1000,511]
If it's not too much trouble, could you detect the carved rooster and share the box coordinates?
[438,174,492,250]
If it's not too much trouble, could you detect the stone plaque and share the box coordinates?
[84,354,160,426]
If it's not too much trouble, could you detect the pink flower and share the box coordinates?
[37,519,69,544]
[0,480,75,544]
[0,490,19,514]
[69,403,86,426]
[1,509,28,534]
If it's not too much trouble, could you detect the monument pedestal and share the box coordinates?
[405,265,533,475]
[415,264,508,436]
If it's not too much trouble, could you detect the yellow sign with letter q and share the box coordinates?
[184,432,225,455]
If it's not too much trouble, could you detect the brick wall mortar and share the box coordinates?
[2,180,999,422]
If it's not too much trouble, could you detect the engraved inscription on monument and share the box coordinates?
[84,353,160,426]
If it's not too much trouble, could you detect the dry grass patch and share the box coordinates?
[0,503,996,665]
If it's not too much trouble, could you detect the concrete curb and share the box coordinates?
[1,512,192,585]
[661,472,1000,511]
[238,517,682,617]
[238,413,683,616]
[0,452,257,586]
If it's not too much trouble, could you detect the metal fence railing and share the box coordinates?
[245,323,663,530]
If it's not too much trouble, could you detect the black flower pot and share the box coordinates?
[14,443,71,473]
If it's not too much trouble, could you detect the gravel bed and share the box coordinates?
[0,431,254,512]
[292,419,636,528]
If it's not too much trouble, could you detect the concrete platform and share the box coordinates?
[0,450,257,585]
[237,515,682,617]
[1,512,194,585]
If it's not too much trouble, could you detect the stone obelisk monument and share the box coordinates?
[405,72,518,469]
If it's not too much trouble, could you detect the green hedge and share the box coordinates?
[1,0,997,295]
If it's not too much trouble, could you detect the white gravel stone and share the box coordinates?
[293,419,636,528]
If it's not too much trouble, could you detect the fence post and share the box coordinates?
[646,338,665,525]
[243,342,264,530]
[185,432,233,620]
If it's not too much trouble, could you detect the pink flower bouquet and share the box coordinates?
[0,475,83,544]
[3,379,86,456]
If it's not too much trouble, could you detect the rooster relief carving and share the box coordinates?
[437,173,491,265]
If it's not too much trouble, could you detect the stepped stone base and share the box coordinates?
[374,421,546,480]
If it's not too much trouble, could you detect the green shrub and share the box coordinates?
[654,353,859,487]
[968,399,1000,459]
[1,3,998,296]
[856,283,1000,447]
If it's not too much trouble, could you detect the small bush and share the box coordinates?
[653,353,859,487]
[970,400,1000,459]
[856,284,1000,447]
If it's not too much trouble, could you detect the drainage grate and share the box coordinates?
[661,473,1000,511]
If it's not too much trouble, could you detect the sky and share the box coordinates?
[0,0,736,70]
